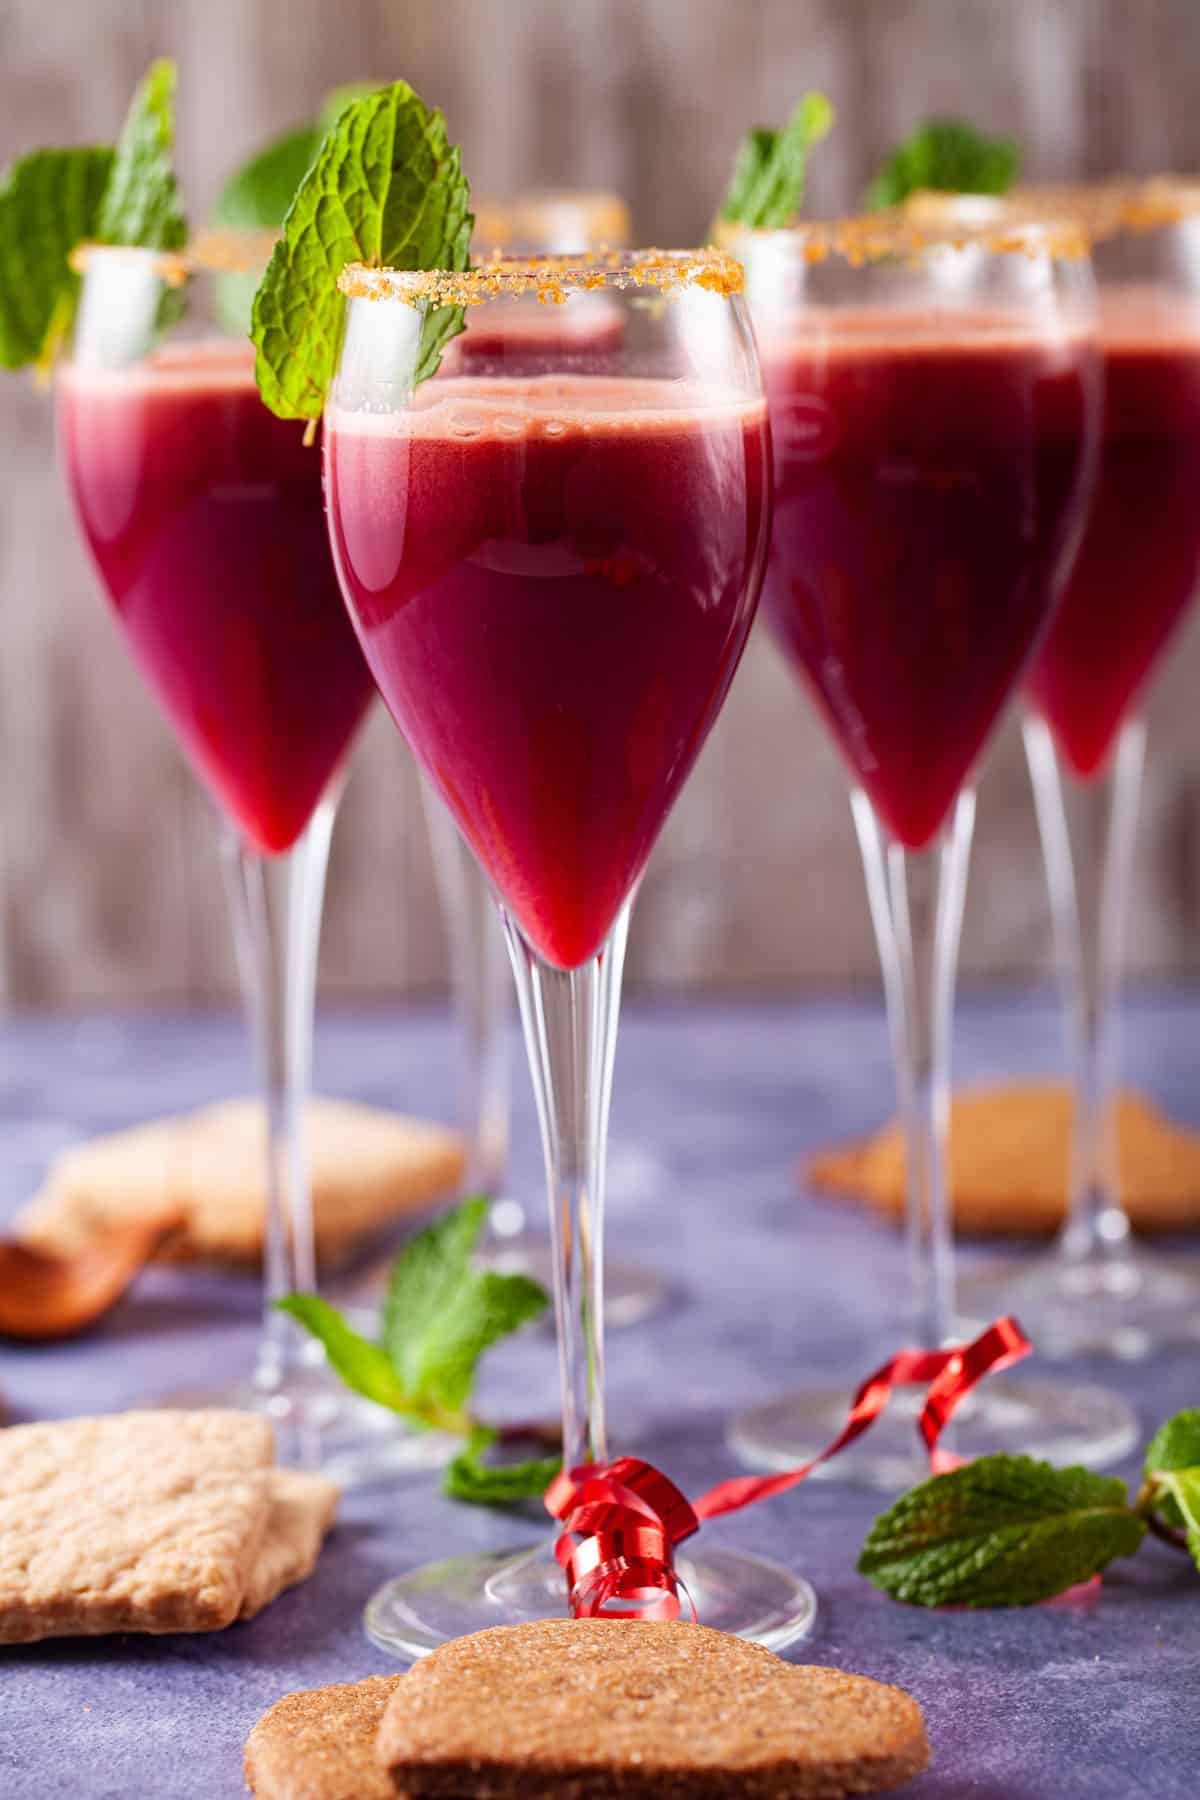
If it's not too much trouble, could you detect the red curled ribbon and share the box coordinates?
[545,1314,1030,1620]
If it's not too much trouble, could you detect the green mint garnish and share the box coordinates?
[213,86,381,238]
[380,1195,547,1422]
[858,1454,1145,1607]
[717,93,834,232]
[444,1424,563,1509]
[866,117,1019,211]
[250,80,472,421]
[0,56,185,371]
[0,148,114,368]
[96,58,186,253]
[279,1197,550,1502]
[1142,1408,1200,1545]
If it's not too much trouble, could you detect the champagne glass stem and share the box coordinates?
[1024,713,1146,1265]
[220,794,338,1407]
[852,789,976,1347]
[421,778,512,1198]
[501,901,631,1471]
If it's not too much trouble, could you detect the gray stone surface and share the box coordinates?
[0,995,1197,1797]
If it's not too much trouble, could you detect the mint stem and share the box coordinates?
[1136,1480,1193,1554]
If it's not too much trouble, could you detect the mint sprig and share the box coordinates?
[866,117,1019,211]
[445,1424,564,1510]
[96,59,186,253]
[213,85,381,240]
[0,57,185,371]
[0,148,113,367]
[859,1456,1145,1608]
[1141,1408,1200,1556]
[279,1197,556,1504]
[717,93,834,232]
[860,1403,1200,1607]
[250,81,472,421]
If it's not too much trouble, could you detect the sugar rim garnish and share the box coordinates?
[714,208,1092,264]
[70,229,277,285]
[337,248,745,308]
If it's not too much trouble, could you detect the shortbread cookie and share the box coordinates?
[0,1411,273,1643]
[240,1470,340,1621]
[245,1676,403,1799]
[809,1081,1200,1236]
[18,1097,465,1269]
[377,1618,930,1798]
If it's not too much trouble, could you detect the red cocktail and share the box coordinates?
[965,186,1200,1361]
[759,313,1094,849]
[1026,287,1200,778]
[326,249,817,1656]
[728,217,1132,1484]
[59,341,373,855]
[328,373,766,968]
[55,244,397,1482]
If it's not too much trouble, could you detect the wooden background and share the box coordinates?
[3,0,1200,1005]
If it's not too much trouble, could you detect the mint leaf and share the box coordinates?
[317,83,382,140]
[214,127,319,237]
[444,1424,562,1509]
[383,1196,548,1423]
[212,128,317,336]
[97,58,186,252]
[251,80,472,420]
[1145,1410,1200,1530]
[0,147,113,367]
[276,1293,416,1417]
[718,93,834,230]
[866,118,1019,211]
[212,88,383,237]
[1157,1469,1200,1570]
[858,1455,1145,1607]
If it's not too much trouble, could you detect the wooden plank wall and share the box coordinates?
[2,0,1199,1003]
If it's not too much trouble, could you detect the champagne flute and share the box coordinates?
[724,210,1138,1486]
[57,237,449,1482]
[325,247,817,1653]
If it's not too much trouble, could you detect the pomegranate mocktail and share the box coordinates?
[757,314,1096,848]
[1026,288,1200,778]
[326,374,769,969]
[59,341,374,854]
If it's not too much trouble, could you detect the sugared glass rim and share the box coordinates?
[70,229,277,284]
[473,191,632,253]
[337,247,743,307]
[714,209,1090,263]
[905,178,1200,242]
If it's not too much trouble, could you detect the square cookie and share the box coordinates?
[0,1410,273,1643]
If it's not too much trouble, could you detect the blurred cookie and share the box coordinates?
[0,1410,274,1643]
[377,1617,929,1797]
[17,1097,465,1269]
[240,1469,340,1621]
[809,1081,1200,1236]
[245,1677,402,1799]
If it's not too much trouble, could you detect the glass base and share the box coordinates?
[483,1232,668,1329]
[958,1246,1200,1361]
[159,1358,456,1488]
[364,1538,817,1661]
[729,1374,1138,1491]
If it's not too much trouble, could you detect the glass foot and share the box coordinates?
[483,1232,668,1328]
[729,1374,1138,1490]
[159,1359,455,1488]
[958,1247,1200,1361]
[364,1538,817,1661]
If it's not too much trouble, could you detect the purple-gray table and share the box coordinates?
[2,994,1198,1799]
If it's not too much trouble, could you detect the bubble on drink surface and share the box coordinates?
[446,407,485,440]
[542,418,568,437]
[495,414,525,439]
